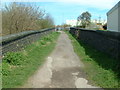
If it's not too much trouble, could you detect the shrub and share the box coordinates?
[2,2,54,36]
[43,36,52,42]
[39,40,46,45]
[3,52,25,65]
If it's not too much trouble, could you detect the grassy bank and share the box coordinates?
[0,63,2,89]
[65,31,120,88]
[2,32,60,88]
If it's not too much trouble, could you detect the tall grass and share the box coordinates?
[0,63,2,89]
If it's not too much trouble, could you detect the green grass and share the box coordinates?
[2,32,60,88]
[0,63,2,89]
[65,31,120,88]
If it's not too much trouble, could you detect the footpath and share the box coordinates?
[22,31,98,88]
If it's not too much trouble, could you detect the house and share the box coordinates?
[107,1,120,32]
[66,20,78,27]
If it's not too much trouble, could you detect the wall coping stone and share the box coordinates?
[70,27,120,40]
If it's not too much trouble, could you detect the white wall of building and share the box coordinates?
[118,6,120,32]
[107,8,118,32]
[107,1,119,32]
[66,20,77,26]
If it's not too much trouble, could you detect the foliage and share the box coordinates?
[2,2,54,36]
[77,11,91,28]
[103,23,107,30]
[43,36,52,42]
[3,52,25,65]
[65,31,120,88]
[37,14,54,29]
[2,32,60,88]
[61,23,71,28]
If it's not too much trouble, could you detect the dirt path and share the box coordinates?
[22,31,98,88]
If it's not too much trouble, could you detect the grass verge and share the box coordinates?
[0,63,2,89]
[2,32,60,88]
[65,31,120,88]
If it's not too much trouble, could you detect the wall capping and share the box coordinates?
[1,28,54,45]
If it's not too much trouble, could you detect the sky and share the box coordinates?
[2,0,120,25]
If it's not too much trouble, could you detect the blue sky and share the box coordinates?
[37,2,109,25]
[2,0,119,25]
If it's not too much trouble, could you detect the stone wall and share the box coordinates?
[70,27,120,60]
[0,28,55,55]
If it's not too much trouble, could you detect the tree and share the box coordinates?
[103,23,107,30]
[2,2,54,36]
[37,13,54,29]
[61,23,71,28]
[77,11,91,28]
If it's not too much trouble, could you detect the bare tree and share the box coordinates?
[37,13,54,29]
[2,2,54,36]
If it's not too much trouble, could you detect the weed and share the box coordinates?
[43,36,52,42]
[3,52,25,65]
[40,40,46,45]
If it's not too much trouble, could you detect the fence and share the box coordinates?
[0,28,55,55]
[70,27,120,60]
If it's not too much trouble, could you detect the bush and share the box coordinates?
[3,52,25,65]
[43,36,52,42]
[2,2,54,36]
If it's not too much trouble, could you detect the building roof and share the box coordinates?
[107,1,120,16]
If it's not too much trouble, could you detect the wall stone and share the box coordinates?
[70,27,120,60]
[0,28,55,55]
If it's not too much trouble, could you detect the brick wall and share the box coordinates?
[70,27,120,60]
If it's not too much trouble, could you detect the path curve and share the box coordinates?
[22,31,98,88]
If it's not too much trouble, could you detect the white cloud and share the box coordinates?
[2,0,119,9]
[53,0,119,9]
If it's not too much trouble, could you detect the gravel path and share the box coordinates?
[22,31,99,88]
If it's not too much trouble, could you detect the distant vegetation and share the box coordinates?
[76,11,107,30]
[77,11,91,28]
[2,2,54,36]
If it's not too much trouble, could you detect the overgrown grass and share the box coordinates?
[0,63,2,89]
[2,32,60,88]
[65,31,120,88]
